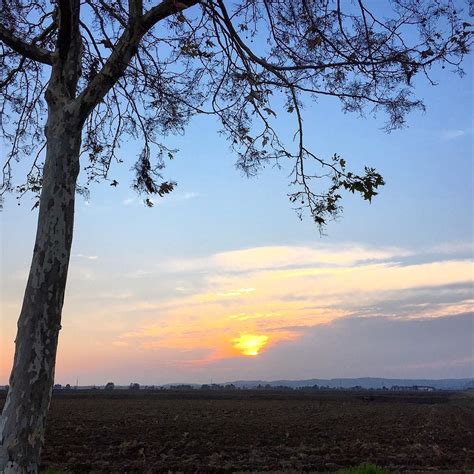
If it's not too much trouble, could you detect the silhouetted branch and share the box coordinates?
[0,25,53,64]
[1,0,472,225]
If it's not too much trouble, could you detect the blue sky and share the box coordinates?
[1,16,473,385]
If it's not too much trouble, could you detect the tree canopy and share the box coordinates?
[1,0,471,225]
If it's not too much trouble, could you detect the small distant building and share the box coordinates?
[391,385,435,391]
[416,385,435,391]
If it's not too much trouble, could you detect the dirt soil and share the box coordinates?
[1,390,473,472]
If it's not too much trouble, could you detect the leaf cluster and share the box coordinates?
[0,0,471,224]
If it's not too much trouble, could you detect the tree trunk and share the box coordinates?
[0,104,81,473]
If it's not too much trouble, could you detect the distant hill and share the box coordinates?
[226,377,474,390]
[17,377,470,392]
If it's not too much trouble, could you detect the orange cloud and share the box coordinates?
[89,247,469,361]
[2,242,472,381]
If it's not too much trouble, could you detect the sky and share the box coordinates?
[1,7,473,386]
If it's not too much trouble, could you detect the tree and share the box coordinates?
[0,0,471,471]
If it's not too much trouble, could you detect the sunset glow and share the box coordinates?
[1,46,472,386]
[232,334,269,356]
[2,241,472,384]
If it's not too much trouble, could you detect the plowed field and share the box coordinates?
[1,390,473,472]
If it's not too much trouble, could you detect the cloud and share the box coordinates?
[428,241,473,256]
[181,192,200,200]
[216,288,255,297]
[5,241,470,383]
[214,313,474,380]
[72,253,98,260]
[122,197,135,206]
[98,291,134,300]
[105,242,472,369]
[162,243,412,274]
[441,128,470,140]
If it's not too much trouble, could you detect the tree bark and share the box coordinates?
[0,103,81,473]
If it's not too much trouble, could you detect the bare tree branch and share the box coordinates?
[142,0,199,29]
[1,0,472,223]
[0,24,53,65]
[75,0,200,121]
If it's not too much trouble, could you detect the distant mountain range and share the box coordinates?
[225,377,474,390]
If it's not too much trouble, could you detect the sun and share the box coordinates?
[232,334,269,356]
